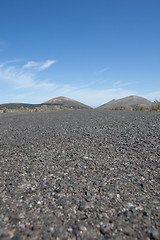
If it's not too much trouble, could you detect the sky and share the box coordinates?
[0,0,160,107]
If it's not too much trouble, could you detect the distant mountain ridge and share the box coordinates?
[98,95,152,109]
[0,95,153,111]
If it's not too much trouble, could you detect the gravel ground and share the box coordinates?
[0,110,160,240]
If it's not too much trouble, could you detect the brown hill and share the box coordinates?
[43,96,92,109]
[98,95,152,109]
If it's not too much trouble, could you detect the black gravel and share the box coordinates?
[0,110,160,240]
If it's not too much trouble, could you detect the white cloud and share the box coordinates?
[0,60,58,91]
[23,61,40,69]
[97,67,110,74]
[40,60,56,70]
[0,60,137,107]
[23,60,56,71]
[2,59,158,107]
[113,81,133,87]
[0,64,35,88]
[0,59,24,67]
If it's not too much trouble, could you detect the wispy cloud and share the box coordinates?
[113,81,133,87]
[97,67,110,74]
[1,59,24,66]
[23,61,40,69]
[0,60,57,90]
[23,60,56,71]
[40,60,56,70]
[0,60,136,106]
[0,64,35,88]
[2,59,158,107]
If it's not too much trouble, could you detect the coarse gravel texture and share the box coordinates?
[0,110,160,240]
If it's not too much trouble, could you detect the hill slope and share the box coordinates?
[0,103,38,110]
[43,96,92,109]
[98,95,152,109]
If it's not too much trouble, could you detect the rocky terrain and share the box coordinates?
[0,110,159,240]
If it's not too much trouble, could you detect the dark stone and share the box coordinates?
[78,201,86,211]
[150,229,160,240]
[0,228,9,237]
[100,222,113,235]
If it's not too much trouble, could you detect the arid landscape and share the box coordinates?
[0,109,159,239]
[0,95,160,113]
[0,1,160,239]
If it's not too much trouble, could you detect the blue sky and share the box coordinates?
[0,0,160,107]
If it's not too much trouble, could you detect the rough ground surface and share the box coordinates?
[0,110,159,240]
